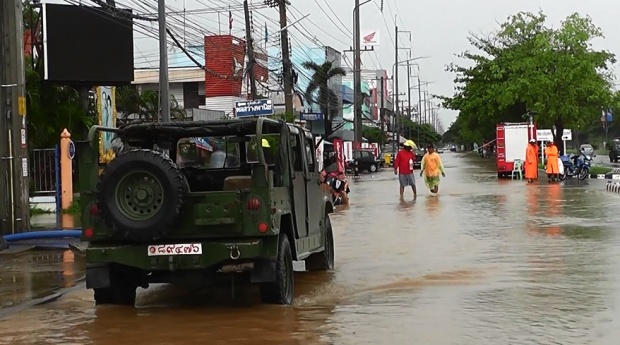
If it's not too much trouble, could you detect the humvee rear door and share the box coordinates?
[302,134,321,234]
[289,129,309,238]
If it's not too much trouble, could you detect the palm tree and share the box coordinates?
[115,86,186,124]
[301,61,346,138]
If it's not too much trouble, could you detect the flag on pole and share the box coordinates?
[229,11,233,32]
[264,22,268,44]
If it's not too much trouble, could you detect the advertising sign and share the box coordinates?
[234,99,274,117]
[333,138,345,173]
[361,30,379,46]
[343,141,353,162]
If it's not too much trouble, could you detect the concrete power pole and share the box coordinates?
[243,0,257,99]
[379,76,384,146]
[407,60,411,121]
[158,0,171,122]
[0,0,30,234]
[392,24,399,157]
[278,0,293,114]
[353,0,363,145]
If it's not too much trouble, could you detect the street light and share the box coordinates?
[391,56,430,77]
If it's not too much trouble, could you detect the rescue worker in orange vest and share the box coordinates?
[524,139,538,184]
[545,141,560,182]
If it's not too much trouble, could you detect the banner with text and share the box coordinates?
[333,138,345,173]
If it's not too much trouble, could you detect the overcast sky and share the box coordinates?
[51,0,620,128]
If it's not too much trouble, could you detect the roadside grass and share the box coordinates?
[29,198,81,215]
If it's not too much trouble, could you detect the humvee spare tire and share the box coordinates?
[96,149,189,242]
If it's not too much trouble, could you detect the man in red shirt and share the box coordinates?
[393,140,417,199]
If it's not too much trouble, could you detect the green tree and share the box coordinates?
[362,126,385,143]
[399,115,442,146]
[115,86,186,123]
[25,58,93,148]
[441,11,615,154]
[301,60,346,138]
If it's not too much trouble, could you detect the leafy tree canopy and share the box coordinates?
[441,11,616,152]
[301,60,346,137]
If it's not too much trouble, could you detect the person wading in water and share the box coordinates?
[420,144,445,195]
[393,140,417,200]
[545,141,560,182]
[524,139,539,184]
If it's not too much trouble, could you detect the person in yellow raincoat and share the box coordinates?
[524,139,538,184]
[544,141,560,182]
[420,144,445,194]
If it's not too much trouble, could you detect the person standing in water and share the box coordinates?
[393,140,417,199]
[420,144,445,195]
[524,139,539,184]
[545,141,560,182]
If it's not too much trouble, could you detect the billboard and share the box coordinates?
[360,30,380,46]
[235,99,274,117]
[42,4,134,85]
[204,35,246,97]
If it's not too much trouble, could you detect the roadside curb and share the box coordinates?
[606,181,620,193]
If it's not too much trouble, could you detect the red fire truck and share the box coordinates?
[496,122,537,178]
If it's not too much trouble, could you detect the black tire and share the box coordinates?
[559,171,567,181]
[260,235,294,305]
[577,168,589,181]
[305,215,335,271]
[369,164,378,173]
[93,265,138,306]
[96,149,189,242]
[0,235,7,251]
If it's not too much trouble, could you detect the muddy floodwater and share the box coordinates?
[2,153,620,344]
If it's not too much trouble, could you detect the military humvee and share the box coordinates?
[78,117,335,306]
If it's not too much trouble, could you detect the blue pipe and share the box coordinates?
[3,230,82,242]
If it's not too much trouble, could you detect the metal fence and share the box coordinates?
[30,147,59,196]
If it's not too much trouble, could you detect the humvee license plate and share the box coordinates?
[147,243,202,256]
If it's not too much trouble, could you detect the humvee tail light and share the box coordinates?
[84,228,94,238]
[247,197,261,210]
[257,222,268,233]
[89,204,99,216]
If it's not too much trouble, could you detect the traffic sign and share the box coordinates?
[68,140,75,159]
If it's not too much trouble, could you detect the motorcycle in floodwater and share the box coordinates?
[559,151,592,181]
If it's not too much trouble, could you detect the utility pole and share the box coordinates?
[379,76,385,147]
[407,60,411,121]
[392,24,398,157]
[243,0,257,99]
[0,0,30,234]
[417,76,422,124]
[346,0,373,146]
[278,0,294,114]
[158,0,170,122]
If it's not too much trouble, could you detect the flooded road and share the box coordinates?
[2,153,620,344]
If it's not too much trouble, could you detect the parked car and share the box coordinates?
[579,144,595,157]
[348,149,383,173]
[609,139,620,163]
[413,149,425,168]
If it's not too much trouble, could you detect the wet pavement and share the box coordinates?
[2,153,620,344]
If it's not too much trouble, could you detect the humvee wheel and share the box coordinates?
[305,215,335,271]
[97,149,188,241]
[93,266,138,306]
[259,235,294,305]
